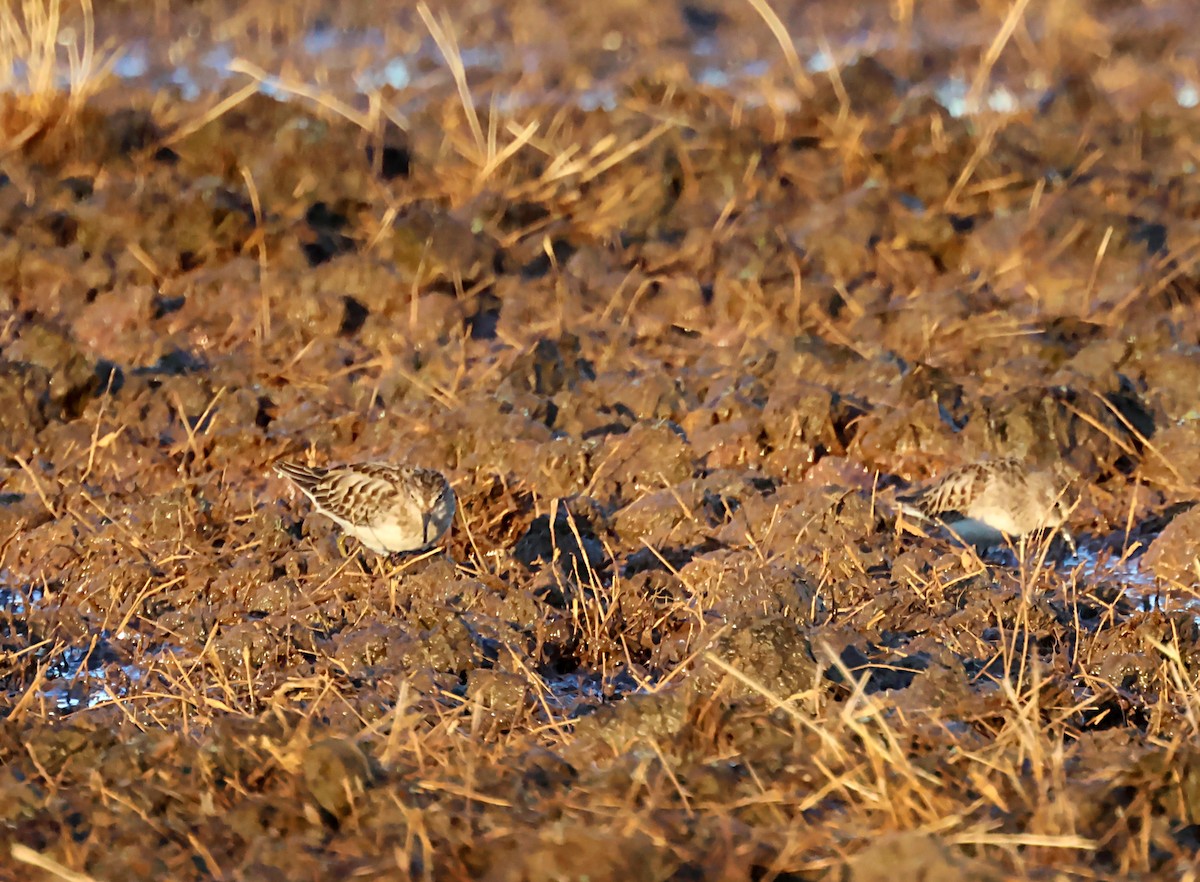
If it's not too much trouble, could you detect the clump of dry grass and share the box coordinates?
[0,0,116,150]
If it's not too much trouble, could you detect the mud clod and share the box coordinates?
[296,739,372,827]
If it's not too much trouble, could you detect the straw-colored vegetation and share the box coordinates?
[3,0,1200,879]
[0,0,115,150]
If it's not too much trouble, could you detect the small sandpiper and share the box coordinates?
[274,460,455,556]
[896,457,1074,552]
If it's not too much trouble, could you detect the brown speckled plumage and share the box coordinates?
[897,458,1072,548]
[274,460,455,554]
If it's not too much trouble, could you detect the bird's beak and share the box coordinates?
[422,512,433,544]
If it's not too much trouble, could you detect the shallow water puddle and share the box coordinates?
[1,573,167,714]
[1066,541,1200,622]
[40,643,135,711]
[540,668,649,717]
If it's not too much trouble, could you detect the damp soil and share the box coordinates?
[3,0,1200,879]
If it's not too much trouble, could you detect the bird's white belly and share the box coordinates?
[943,516,1006,547]
[967,499,1055,536]
[354,519,423,554]
[319,512,421,554]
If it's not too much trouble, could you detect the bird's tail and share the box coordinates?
[273,460,327,490]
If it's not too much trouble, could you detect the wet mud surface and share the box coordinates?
[3,0,1200,878]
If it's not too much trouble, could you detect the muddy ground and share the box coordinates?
[3,0,1200,879]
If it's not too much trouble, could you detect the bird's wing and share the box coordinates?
[307,468,400,523]
[897,463,987,516]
